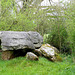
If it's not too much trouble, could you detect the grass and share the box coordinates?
[0,53,75,75]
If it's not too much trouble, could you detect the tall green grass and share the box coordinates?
[0,54,75,75]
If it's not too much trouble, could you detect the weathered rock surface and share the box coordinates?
[28,31,43,48]
[0,31,43,51]
[33,49,42,56]
[35,44,62,62]
[41,44,59,53]
[1,51,15,60]
[26,52,38,61]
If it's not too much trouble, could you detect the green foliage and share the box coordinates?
[0,14,36,31]
[64,2,75,57]
[0,55,75,75]
[0,0,36,31]
[47,25,67,47]
[43,18,70,54]
[42,2,75,56]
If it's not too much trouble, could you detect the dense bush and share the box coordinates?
[43,22,72,54]
[0,10,36,31]
[64,2,75,57]
[42,2,75,56]
[0,0,36,31]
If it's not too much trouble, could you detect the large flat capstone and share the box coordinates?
[0,31,43,51]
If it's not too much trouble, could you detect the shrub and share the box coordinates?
[43,23,72,54]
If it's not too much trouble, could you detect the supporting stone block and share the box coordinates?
[1,51,15,60]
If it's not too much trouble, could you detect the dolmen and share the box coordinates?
[0,31,62,61]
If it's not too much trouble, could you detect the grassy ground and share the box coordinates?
[0,53,75,75]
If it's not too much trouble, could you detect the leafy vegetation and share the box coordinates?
[42,1,75,57]
[64,1,75,59]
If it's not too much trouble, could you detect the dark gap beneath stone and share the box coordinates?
[1,48,34,60]
[0,40,1,49]
[13,48,33,57]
